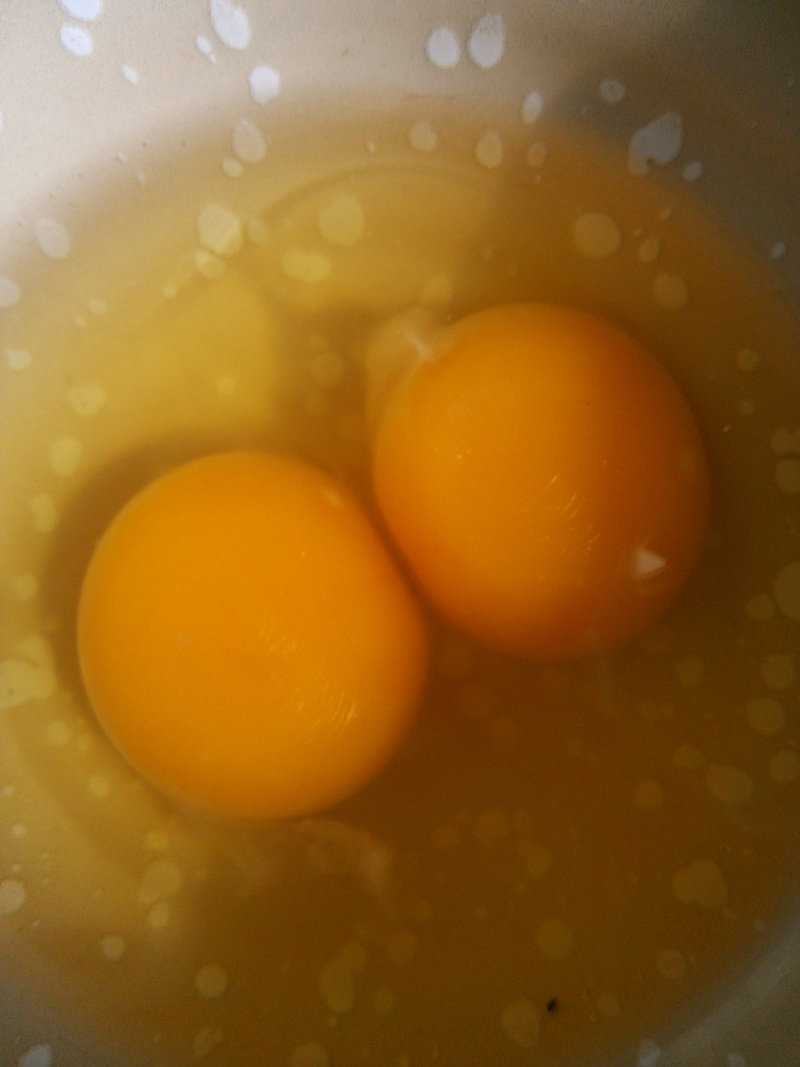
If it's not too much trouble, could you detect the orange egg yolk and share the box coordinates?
[370,302,710,659]
[77,451,428,819]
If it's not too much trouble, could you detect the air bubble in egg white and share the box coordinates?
[122,65,138,84]
[249,65,281,104]
[59,24,94,57]
[18,1047,53,1067]
[637,1039,662,1067]
[60,0,102,18]
[34,218,72,260]
[0,878,26,915]
[629,112,684,175]
[195,963,229,999]
[468,13,505,69]
[521,91,543,124]
[683,160,704,182]
[210,0,251,49]
[426,26,460,69]
[600,77,626,104]
[475,131,503,169]
[223,158,244,178]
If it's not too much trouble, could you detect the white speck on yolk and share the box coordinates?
[59,24,93,57]
[600,78,626,104]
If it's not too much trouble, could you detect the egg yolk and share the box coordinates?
[370,303,710,659]
[77,451,428,819]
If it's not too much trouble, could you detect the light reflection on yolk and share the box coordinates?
[77,451,428,819]
[370,302,710,659]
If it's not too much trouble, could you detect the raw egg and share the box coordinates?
[370,302,710,659]
[77,451,428,819]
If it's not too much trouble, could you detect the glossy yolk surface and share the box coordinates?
[371,303,710,659]
[77,451,428,819]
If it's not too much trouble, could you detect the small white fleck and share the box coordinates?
[0,277,21,307]
[769,241,786,261]
[426,26,460,69]
[195,963,229,999]
[60,0,102,19]
[59,24,93,56]
[468,13,505,69]
[50,436,83,477]
[5,348,32,371]
[196,35,213,56]
[148,901,171,929]
[122,64,138,84]
[475,130,504,169]
[209,0,251,49]
[521,91,543,124]
[18,1047,53,1067]
[727,1054,747,1067]
[0,878,26,915]
[683,160,704,182]
[772,561,800,620]
[233,117,267,163]
[34,217,72,259]
[600,77,626,104]
[629,112,684,175]
[100,933,127,961]
[409,120,437,152]
[249,65,281,104]
[637,1038,662,1067]
[88,297,107,315]
[572,211,621,259]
